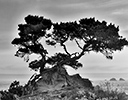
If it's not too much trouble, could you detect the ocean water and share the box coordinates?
[1,73,128,95]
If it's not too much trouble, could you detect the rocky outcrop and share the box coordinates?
[110,78,117,81]
[70,74,93,89]
[34,66,70,93]
[19,66,93,100]
[119,78,125,81]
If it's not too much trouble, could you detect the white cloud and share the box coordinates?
[112,8,128,15]
[57,2,93,9]
[0,0,128,80]
[100,0,128,7]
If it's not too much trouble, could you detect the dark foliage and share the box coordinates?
[8,80,24,97]
[46,53,83,69]
[0,81,26,100]
[12,15,128,73]
[0,90,16,100]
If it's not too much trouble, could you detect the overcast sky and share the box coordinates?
[0,0,128,81]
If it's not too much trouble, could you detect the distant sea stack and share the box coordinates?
[119,78,125,81]
[110,78,117,81]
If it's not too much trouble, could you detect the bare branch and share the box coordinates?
[74,39,83,50]
[73,41,92,60]
[57,43,92,68]
[61,43,71,55]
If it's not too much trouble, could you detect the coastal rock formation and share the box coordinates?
[119,78,125,81]
[110,78,125,81]
[110,78,117,81]
[19,66,93,100]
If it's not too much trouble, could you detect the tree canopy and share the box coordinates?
[12,15,128,73]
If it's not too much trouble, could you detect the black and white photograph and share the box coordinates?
[0,0,128,99]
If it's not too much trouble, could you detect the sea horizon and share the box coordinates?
[0,73,128,90]
[0,73,32,90]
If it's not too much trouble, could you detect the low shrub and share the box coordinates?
[93,81,128,100]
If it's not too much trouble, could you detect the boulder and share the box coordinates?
[34,66,69,93]
[110,78,117,81]
[119,78,125,81]
[19,66,93,100]
[70,74,93,89]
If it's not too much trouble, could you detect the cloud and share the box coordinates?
[57,2,93,9]
[0,32,12,50]
[36,0,128,26]
[0,0,41,50]
[37,0,107,22]
[121,29,128,39]
[112,7,128,16]
[0,0,128,78]
[99,0,128,7]
[110,14,128,31]
[0,50,32,74]
[79,65,114,73]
